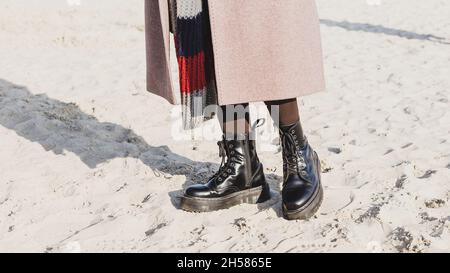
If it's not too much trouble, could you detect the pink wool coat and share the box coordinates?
[145,0,325,106]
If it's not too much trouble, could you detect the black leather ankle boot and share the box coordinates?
[180,134,271,212]
[279,121,323,220]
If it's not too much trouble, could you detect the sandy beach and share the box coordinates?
[1,0,450,252]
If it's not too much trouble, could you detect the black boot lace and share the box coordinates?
[281,129,307,181]
[211,138,238,183]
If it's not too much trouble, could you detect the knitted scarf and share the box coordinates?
[170,0,217,130]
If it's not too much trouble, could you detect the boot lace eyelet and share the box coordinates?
[218,177,222,182]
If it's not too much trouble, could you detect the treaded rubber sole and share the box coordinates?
[180,183,271,212]
[282,152,324,220]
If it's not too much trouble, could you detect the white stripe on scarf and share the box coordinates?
[176,0,202,19]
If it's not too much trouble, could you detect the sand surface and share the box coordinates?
[1,0,450,252]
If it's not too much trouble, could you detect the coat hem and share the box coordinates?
[216,86,327,106]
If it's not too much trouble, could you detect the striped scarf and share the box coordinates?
[170,0,217,130]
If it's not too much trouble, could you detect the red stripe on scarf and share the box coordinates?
[177,51,206,93]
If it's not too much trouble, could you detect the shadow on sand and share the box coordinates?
[0,79,282,214]
[320,19,450,45]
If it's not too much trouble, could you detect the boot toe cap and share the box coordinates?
[282,183,318,211]
[185,184,213,198]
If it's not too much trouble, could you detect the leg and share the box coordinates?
[219,103,251,139]
[179,103,270,212]
[265,98,323,220]
[265,98,301,127]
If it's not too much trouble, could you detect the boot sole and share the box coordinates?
[180,183,271,213]
[283,153,324,220]
[283,184,323,220]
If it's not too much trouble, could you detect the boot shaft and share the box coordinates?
[279,121,306,149]
[220,134,261,185]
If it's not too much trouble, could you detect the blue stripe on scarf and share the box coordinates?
[176,12,205,57]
